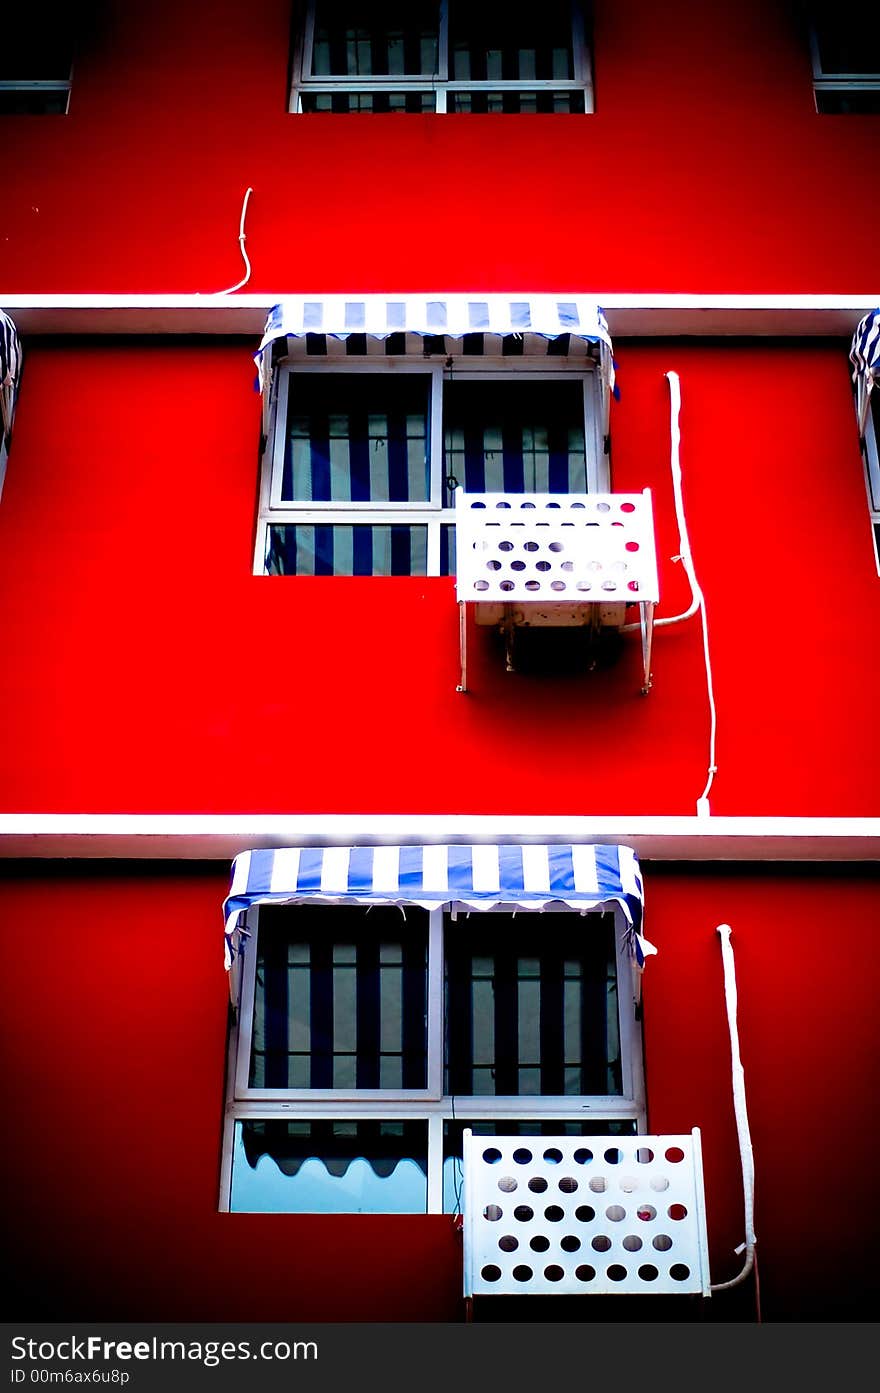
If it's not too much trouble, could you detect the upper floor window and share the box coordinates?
[860,391,880,572]
[253,297,616,576]
[808,5,880,113]
[289,0,593,113]
[256,356,606,576]
[850,308,880,571]
[0,309,22,501]
[0,17,73,114]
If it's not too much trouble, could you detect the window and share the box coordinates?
[256,355,606,576]
[861,392,880,572]
[808,5,880,113]
[289,0,593,113]
[851,309,880,572]
[0,17,74,114]
[0,309,21,502]
[222,903,645,1213]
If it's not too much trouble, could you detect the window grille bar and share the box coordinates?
[355,938,381,1089]
[580,919,615,1096]
[493,948,519,1096]
[539,948,565,1095]
[261,927,290,1090]
[309,937,334,1088]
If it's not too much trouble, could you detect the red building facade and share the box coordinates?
[1,0,878,1323]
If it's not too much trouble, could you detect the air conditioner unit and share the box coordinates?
[454,489,660,693]
[462,1129,711,1307]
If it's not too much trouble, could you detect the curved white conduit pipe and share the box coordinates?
[622,370,717,813]
[212,187,254,295]
[712,923,760,1316]
[652,370,701,628]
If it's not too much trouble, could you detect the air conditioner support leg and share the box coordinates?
[502,606,516,673]
[457,602,468,693]
[640,602,655,695]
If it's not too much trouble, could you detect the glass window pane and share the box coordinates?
[447,90,585,113]
[232,1120,428,1213]
[284,372,430,504]
[310,1,439,76]
[448,0,575,82]
[301,90,436,112]
[813,10,880,74]
[440,523,456,576]
[0,89,70,115]
[250,905,429,1090]
[444,912,621,1098]
[0,18,74,80]
[266,524,429,576]
[443,380,587,500]
[815,89,880,114]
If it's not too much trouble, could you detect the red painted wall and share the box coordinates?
[0,1,878,295]
[1,0,878,1328]
[0,862,876,1322]
[0,338,875,815]
[1,0,877,815]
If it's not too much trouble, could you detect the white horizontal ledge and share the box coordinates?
[1,814,880,862]
[0,293,877,338]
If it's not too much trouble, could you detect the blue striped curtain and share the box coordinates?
[449,0,574,81]
[251,904,428,1091]
[443,379,587,499]
[447,90,585,112]
[283,372,430,504]
[302,91,435,111]
[311,0,439,76]
[445,912,620,1097]
[267,524,429,576]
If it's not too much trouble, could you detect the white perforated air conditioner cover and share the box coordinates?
[463,1131,711,1298]
[455,490,660,610]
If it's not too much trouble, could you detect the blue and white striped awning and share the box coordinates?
[0,309,21,390]
[223,842,653,970]
[850,308,880,435]
[0,308,22,474]
[255,295,616,401]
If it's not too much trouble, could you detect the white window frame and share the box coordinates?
[289,0,594,114]
[254,356,607,576]
[233,903,445,1104]
[220,903,646,1213]
[0,78,72,112]
[809,15,880,111]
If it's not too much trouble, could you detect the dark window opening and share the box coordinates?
[251,904,429,1091]
[812,8,880,75]
[443,379,587,502]
[0,16,74,115]
[283,372,431,505]
[444,911,621,1097]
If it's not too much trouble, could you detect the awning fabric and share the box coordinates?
[0,309,21,390]
[254,295,617,412]
[0,309,22,475]
[223,842,653,970]
[850,308,880,435]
